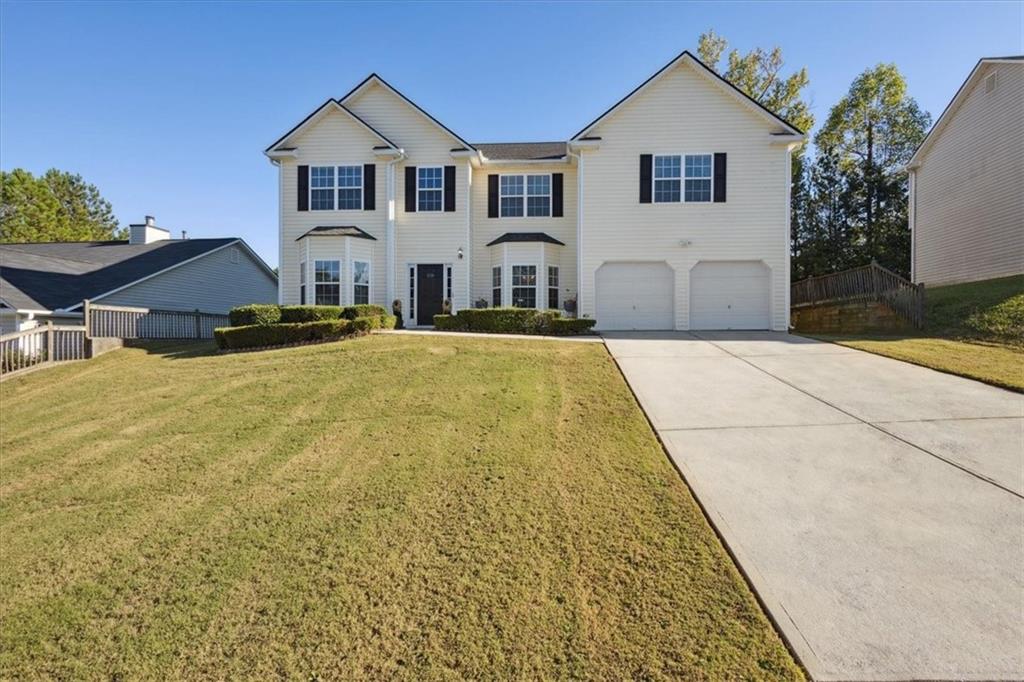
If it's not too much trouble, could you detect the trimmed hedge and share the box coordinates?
[279,305,342,323]
[340,304,388,320]
[229,304,281,327]
[214,319,354,351]
[432,308,595,336]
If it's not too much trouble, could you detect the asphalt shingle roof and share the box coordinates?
[0,238,237,311]
[474,142,567,161]
[486,232,565,247]
[295,226,377,241]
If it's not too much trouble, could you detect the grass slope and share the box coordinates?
[0,337,800,680]
[924,275,1023,345]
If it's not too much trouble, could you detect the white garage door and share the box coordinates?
[689,261,770,330]
[595,262,674,330]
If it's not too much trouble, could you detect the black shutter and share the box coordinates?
[713,153,727,203]
[487,174,499,218]
[639,154,652,203]
[297,165,309,211]
[405,166,417,213]
[363,164,375,210]
[443,165,456,212]
[552,173,564,217]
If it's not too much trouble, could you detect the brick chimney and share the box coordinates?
[128,215,171,245]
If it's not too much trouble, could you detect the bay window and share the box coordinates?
[512,265,537,308]
[314,260,340,305]
[353,260,370,305]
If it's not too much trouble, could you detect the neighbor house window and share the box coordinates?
[445,265,453,303]
[512,265,537,308]
[653,155,681,203]
[299,260,306,304]
[547,266,559,310]
[500,174,551,217]
[314,260,340,305]
[310,165,362,210]
[418,167,443,211]
[492,266,502,306]
[684,154,713,202]
[353,260,370,305]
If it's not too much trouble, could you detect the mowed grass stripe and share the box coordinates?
[0,336,802,680]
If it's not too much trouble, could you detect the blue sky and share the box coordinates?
[2,1,1020,267]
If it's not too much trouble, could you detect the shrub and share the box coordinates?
[279,305,342,323]
[350,315,381,333]
[431,308,591,335]
[380,315,398,330]
[340,304,388,321]
[549,318,597,335]
[214,319,353,350]
[229,304,281,327]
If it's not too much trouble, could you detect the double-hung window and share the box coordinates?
[684,154,712,202]
[353,260,370,305]
[492,266,502,307]
[310,165,362,210]
[500,174,551,217]
[418,167,443,211]
[512,265,537,308]
[547,266,559,310]
[314,260,340,305]
[299,260,307,304]
[653,155,713,203]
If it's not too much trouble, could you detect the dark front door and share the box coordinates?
[416,264,444,325]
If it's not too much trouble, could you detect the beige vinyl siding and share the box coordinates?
[578,60,791,330]
[912,62,1024,286]
[471,165,577,310]
[279,107,386,307]
[346,82,471,313]
[99,244,278,313]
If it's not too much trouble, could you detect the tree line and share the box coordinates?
[698,30,931,280]
[0,169,124,243]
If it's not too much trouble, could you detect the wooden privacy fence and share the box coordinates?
[85,301,229,339]
[791,261,925,328]
[0,322,88,378]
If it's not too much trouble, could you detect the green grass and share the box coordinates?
[811,276,1024,391]
[0,336,801,680]
[924,275,1023,345]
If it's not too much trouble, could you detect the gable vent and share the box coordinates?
[985,71,997,94]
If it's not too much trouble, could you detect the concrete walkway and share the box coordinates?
[604,331,1024,681]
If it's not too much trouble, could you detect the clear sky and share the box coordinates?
[2,1,1021,266]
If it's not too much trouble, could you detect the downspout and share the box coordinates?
[566,146,583,318]
[270,158,284,304]
[908,168,917,283]
[384,151,406,307]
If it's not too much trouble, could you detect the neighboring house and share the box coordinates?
[0,216,278,334]
[907,56,1024,286]
[266,50,803,331]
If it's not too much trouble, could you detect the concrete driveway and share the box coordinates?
[604,331,1024,681]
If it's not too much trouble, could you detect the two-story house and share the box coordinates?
[265,50,803,331]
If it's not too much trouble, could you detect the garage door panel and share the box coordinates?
[690,261,770,330]
[596,263,674,330]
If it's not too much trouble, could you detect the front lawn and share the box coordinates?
[0,336,800,679]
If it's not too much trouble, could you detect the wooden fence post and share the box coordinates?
[83,299,92,338]
[46,321,54,364]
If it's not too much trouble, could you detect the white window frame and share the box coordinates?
[652,154,714,204]
[309,165,363,211]
[511,264,539,309]
[499,174,552,218]
[417,166,444,212]
[492,266,502,307]
[299,260,307,305]
[352,259,371,305]
[314,259,341,306]
[547,265,559,311]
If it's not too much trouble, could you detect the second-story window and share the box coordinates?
[310,165,362,210]
[653,156,681,203]
[418,167,443,211]
[500,174,551,217]
[684,154,713,202]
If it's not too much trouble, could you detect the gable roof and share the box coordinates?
[338,73,476,151]
[571,50,803,140]
[475,142,567,161]
[0,238,270,312]
[908,56,1024,168]
[265,99,400,154]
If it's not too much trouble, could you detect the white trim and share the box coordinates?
[416,166,445,212]
[277,159,285,304]
[498,173,552,218]
[266,149,298,159]
[908,169,917,282]
[313,258,342,306]
[64,239,274,311]
[464,160,472,310]
[652,153,714,203]
[573,52,802,140]
[784,147,793,329]
[481,158,570,166]
[510,263,540,309]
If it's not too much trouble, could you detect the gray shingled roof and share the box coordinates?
[486,232,565,247]
[0,238,238,311]
[295,225,377,241]
[474,142,567,161]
